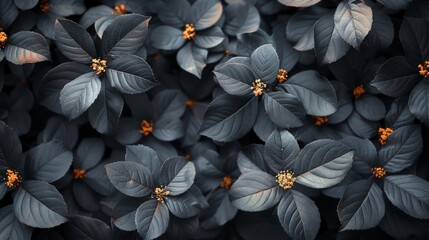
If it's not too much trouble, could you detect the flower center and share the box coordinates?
[224,49,230,56]
[353,85,365,98]
[140,120,153,136]
[73,169,86,180]
[91,58,107,75]
[183,24,196,40]
[185,153,191,161]
[378,127,393,145]
[250,79,267,96]
[276,170,296,190]
[3,169,21,188]
[153,186,170,202]
[372,167,386,179]
[220,176,232,189]
[185,99,194,108]
[39,0,50,13]
[313,116,328,126]
[418,61,429,78]
[0,31,7,48]
[276,69,288,83]
[112,4,126,15]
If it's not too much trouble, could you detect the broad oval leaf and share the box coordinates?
[338,178,385,230]
[193,26,225,49]
[230,171,283,212]
[264,129,300,173]
[26,140,73,183]
[102,14,150,58]
[125,145,162,174]
[409,79,429,126]
[314,13,350,64]
[277,0,321,7]
[135,199,170,240]
[277,190,320,240]
[199,94,258,142]
[371,56,421,97]
[165,191,201,218]
[379,125,422,173]
[159,157,195,196]
[60,72,101,120]
[74,138,105,169]
[177,42,208,78]
[263,91,306,128]
[39,62,92,114]
[0,205,32,240]
[250,44,279,83]
[214,62,254,96]
[295,139,354,189]
[106,54,158,94]
[191,0,223,30]
[0,0,19,29]
[63,216,111,240]
[399,18,429,66]
[354,94,386,121]
[105,161,154,197]
[384,175,429,219]
[55,18,97,63]
[13,180,68,228]
[88,82,124,134]
[4,31,51,65]
[334,0,373,48]
[150,26,186,50]
[112,197,141,231]
[40,116,78,149]
[283,70,337,116]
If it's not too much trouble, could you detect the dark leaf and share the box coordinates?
[165,191,201,218]
[354,94,386,121]
[159,157,195,196]
[4,31,51,65]
[102,14,150,58]
[74,138,105,169]
[112,197,141,231]
[263,91,306,128]
[283,70,337,116]
[54,18,97,63]
[334,0,373,48]
[277,190,320,240]
[125,145,162,175]
[39,62,92,114]
[105,161,154,197]
[150,26,186,50]
[190,0,222,30]
[384,175,429,219]
[63,216,111,240]
[199,94,258,142]
[135,199,170,240]
[107,54,158,94]
[278,0,321,7]
[338,178,384,230]
[60,72,101,120]
[230,171,282,211]
[177,42,208,78]
[214,62,254,96]
[371,56,421,97]
[0,205,32,240]
[379,125,422,173]
[250,44,279,83]
[399,18,429,65]
[13,180,68,228]
[294,139,354,189]
[88,82,124,134]
[264,129,300,173]
[314,13,349,64]
[409,79,429,126]
[27,140,73,183]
